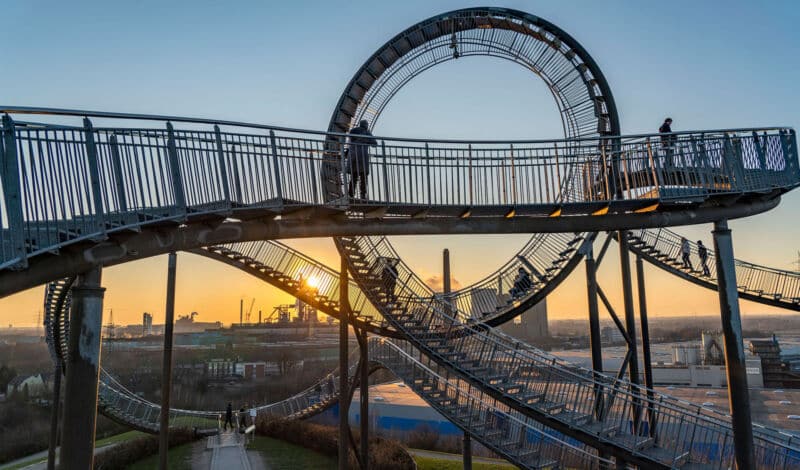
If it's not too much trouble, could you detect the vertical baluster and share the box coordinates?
[554,142,561,202]
[213,125,231,208]
[165,122,187,213]
[1,115,27,268]
[108,135,128,213]
[308,150,319,204]
[269,130,283,204]
[82,118,106,237]
[425,143,432,205]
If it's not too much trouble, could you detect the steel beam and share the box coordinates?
[159,252,177,470]
[59,265,104,469]
[585,247,604,421]
[0,197,782,299]
[46,361,62,470]
[712,220,755,469]
[635,255,656,437]
[359,328,369,470]
[617,230,642,433]
[463,432,472,470]
[339,255,349,470]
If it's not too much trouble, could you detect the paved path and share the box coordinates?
[209,431,251,470]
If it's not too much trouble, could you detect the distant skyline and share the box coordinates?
[1,0,799,326]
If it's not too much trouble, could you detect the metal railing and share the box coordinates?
[374,338,611,469]
[2,107,797,270]
[627,228,800,307]
[338,237,800,468]
[43,275,612,469]
[200,241,396,335]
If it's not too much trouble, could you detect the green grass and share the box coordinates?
[125,441,195,470]
[247,436,336,470]
[414,455,517,470]
[95,430,146,447]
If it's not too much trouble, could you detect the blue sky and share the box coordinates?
[2,0,799,325]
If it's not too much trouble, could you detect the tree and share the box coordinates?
[0,364,17,391]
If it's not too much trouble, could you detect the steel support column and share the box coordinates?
[46,361,62,470]
[617,230,642,433]
[60,265,105,469]
[585,246,606,430]
[635,255,656,436]
[712,220,755,469]
[443,248,471,469]
[586,247,603,376]
[359,327,369,470]
[339,255,350,470]
[159,252,178,470]
[462,432,472,470]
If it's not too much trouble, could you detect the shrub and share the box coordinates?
[256,417,415,469]
[93,427,197,469]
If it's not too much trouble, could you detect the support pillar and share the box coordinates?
[617,230,641,432]
[462,432,472,470]
[443,249,452,315]
[339,255,350,470]
[712,220,755,469]
[587,247,609,469]
[585,247,604,420]
[586,248,603,376]
[359,328,369,470]
[46,361,62,470]
[60,266,105,469]
[635,256,656,436]
[159,252,178,470]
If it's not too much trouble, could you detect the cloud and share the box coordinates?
[424,275,463,292]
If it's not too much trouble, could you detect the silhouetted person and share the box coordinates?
[510,267,532,299]
[239,405,247,430]
[681,237,693,270]
[224,402,233,431]
[348,119,378,199]
[659,117,674,148]
[697,240,710,276]
[659,117,676,171]
[381,258,399,303]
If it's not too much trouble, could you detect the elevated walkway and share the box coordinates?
[1,107,797,296]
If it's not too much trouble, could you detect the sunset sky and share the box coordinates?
[1,0,799,327]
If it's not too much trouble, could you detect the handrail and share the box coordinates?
[0,105,793,145]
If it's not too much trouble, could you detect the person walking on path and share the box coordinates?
[223,402,234,431]
[697,240,711,276]
[381,257,399,303]
[681,237,693,271]
[347,119,378,199]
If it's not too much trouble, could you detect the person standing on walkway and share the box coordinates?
[681,237,693,270]
[659,117,676,170]
[347,119,377,199]
[659,117,674,147]
[381,257,399,303]
[224,402,233,431]
[697,240,711,276]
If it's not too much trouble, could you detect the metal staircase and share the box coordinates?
[44,277,612,468]
[337,236,800,469]
[624,228,800,310]
[375,338,611,469]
